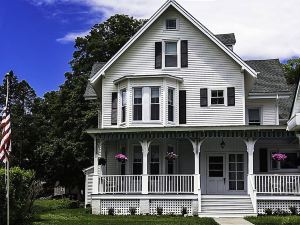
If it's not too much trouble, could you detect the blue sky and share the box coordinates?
[1,0,299,96]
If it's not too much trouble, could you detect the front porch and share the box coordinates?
[85,127,300,216]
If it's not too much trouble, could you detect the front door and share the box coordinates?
[207,154,226,194]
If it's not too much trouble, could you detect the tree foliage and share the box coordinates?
[283,58,300,84]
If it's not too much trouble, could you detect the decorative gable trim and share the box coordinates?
[89,0,257,85]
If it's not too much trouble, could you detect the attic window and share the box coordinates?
[166,19,177,30]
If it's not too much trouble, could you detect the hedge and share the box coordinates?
[0,167,36,225]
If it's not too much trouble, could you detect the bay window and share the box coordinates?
[121,89,127,123]
[168,88,174,122]
[133,88,142,121]
[151,87,160,120]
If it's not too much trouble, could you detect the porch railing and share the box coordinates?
[253,174,300,194]
[148,175,194,194]
[99,175,142,194]
[248,175,257,213]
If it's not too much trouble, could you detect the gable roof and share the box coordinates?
[89,0,257,84]
[245,59,290,94]
[84,62,106,99]
[215,33,236,46]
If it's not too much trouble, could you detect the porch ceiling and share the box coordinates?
[86,125,294,140]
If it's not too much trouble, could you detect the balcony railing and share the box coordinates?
[99,174,195,194]
[253,174,300,194]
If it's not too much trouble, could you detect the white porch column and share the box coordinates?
[92,136,104,194]
[244,138,257,194]
[189,139,205,194]
[140,140,151,194]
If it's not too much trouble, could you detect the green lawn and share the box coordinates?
[246,216,300,225]
[30,200,218,225]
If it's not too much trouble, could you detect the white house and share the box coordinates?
[83,0,300,217]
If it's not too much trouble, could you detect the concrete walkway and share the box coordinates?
[214,218,254,225]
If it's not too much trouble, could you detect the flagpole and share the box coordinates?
[5,72,10,225]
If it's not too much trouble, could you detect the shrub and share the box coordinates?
[108,208,114,215]
[181,207,187,216]
[264,208,273,215]
[0,167,37,225]
[129,207,136,215]
[289,206,298,215]
[157,206,163,215]
[273,208,289,216]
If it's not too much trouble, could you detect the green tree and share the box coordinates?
[283,58,300,84]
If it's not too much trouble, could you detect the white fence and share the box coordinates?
[253,174,300,194]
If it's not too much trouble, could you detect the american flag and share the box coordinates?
[0,106,11,163]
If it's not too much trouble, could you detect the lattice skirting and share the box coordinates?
[149,200,192,215]
[258,200,300,214]
[100,199,140,215]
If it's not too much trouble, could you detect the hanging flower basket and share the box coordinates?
[115,153,128,163]
[272,153,287,161]
[165,152,178,161]
[98,157,106,166]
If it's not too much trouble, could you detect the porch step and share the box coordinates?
[199,195,256,218]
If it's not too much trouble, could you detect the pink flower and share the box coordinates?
[165,152,178,161]
[115,153,128,161]
[272,153,287,161]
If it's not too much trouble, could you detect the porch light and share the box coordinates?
[220,138,225,149]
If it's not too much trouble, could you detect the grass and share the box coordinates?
[246,216,300,225]
[30,200,218,225]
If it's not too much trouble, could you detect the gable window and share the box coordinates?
[121,89,127,123]
[150,145,160,174]
[133,88,142,121]
[211,90,224,105]
[166,19,177,30]
[271,151,298,170]
[248,108,261,125]
[168,88,174,122]
[165,42,178,67]
[132,146,142,175]
[151,87,160,120]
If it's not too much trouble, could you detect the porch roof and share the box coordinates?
[87,125,294,140]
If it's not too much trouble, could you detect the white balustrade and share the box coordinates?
[248,175,257,213]
[253,174,300,194]
[148,175,194,194]
[100,175,142,194]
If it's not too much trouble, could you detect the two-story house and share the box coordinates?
[83,0,300,217]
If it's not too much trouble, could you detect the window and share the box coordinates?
[150,145,160,174]
[166,19,177,30]
[168,88,174,122]
[167,146,175,174]
[132,146,142,175]
[165,42,177,67]
[248,108,261,125]
[121,89,127,123]
[211,90,224,105]
[151,87,160,120]
[133,88,142,121]
[271,152,298,170]
[228,154,245,191]
[111,92,118,125]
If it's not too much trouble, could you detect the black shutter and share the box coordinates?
[259,148,268,172]
[200,88,208,107]
[179,90,186,124]
[111,92,117,125]
[227,87,235,106]
[155,42,162,69]
[181,40,188,67]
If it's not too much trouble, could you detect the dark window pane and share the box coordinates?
[209,164,223,170]
[166,19,176,29]
[218,98,224,104]
[133,105,142,121]
[237,181,244,190]
[249,109,260,125]
[151,104,159,120]
[209,171,223,177]
[229,181,235,190]
[165,55,177,67]
[122,106,126,122]
[209,156,223,163]
[211,90,217,97]
[168,105,174,121]
[150,163,159,174]
[229,172,236,180]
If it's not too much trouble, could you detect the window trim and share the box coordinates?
[165,18,179,30]
[268,149,300,172]
[162,40,180,70]
[121,89,127,123]
[247,107,262,125]
[150,87,160,121]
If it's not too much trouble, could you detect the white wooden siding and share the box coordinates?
[246,99,278,125]
[99,7,245,128]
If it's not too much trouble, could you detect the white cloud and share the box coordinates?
[56,30,90,43]
[38,0,300,59]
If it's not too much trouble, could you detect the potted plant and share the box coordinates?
[98,157,106,166]
[165,152,178,161]
[115,153,128,163]
[272,153,287,161]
